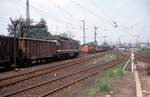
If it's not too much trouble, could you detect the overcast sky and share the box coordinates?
[0,0,150,44]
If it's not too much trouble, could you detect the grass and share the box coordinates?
[82,63,124,95]
[100,54,116,62]
[106,64,124,78]
[95,77,112,93]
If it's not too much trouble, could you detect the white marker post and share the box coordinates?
[122,49,135,72]
[131,50,135,72]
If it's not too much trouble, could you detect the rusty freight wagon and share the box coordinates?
[0,35,80,68]
[0,36,57,67]
[17,37,57,64]
[0,36,19,67]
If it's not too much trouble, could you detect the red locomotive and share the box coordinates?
[80,42,112,54]
[80,43,96,54]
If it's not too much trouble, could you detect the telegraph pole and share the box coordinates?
[94,26,98,45]
[103,36,106,43]
[66,23,71,38]
[26,0,30,37]
[81,20,86,44]
[10,18,19,70]
[66,23,69,34]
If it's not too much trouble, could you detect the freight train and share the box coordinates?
[0,35,80,68]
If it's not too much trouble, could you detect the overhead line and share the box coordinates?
[20,0,80,27]
[52,2,81,22]
[88,0,116,23]
[29,5,81,30]
[17,0,95,32]
[20,0,66,23]
[71,0,113,25]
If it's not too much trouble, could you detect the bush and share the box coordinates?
[107,64,124,78]
[96,77,112,92]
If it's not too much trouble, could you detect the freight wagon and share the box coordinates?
[17,37,57,64]
[0,35,80,68]
[0,36,57,67]
[0,36,19,67]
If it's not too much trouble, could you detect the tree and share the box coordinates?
[28,18,51,39]
[7,17,27,37]
[7,17,51,39]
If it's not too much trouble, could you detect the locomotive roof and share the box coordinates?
[47,35,78,42]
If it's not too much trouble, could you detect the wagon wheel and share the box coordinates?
[25,59,32,67]
[4,57,12,68]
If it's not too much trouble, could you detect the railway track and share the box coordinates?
[135,53,150,63]
[0,53,127,97]
[0,52,108,88]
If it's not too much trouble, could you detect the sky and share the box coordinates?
[0,0,150,44]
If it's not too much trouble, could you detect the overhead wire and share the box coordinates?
[19,0,65,23]
[29,1,84,32]
[89,0,117,22]
[52,1,81,22]
[71,0,114,25]
[20,0,82,28]
[9,0,107,39]
[17,0,98,33]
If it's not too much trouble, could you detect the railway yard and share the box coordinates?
[0,0,150,97]
[0,50,149,97]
